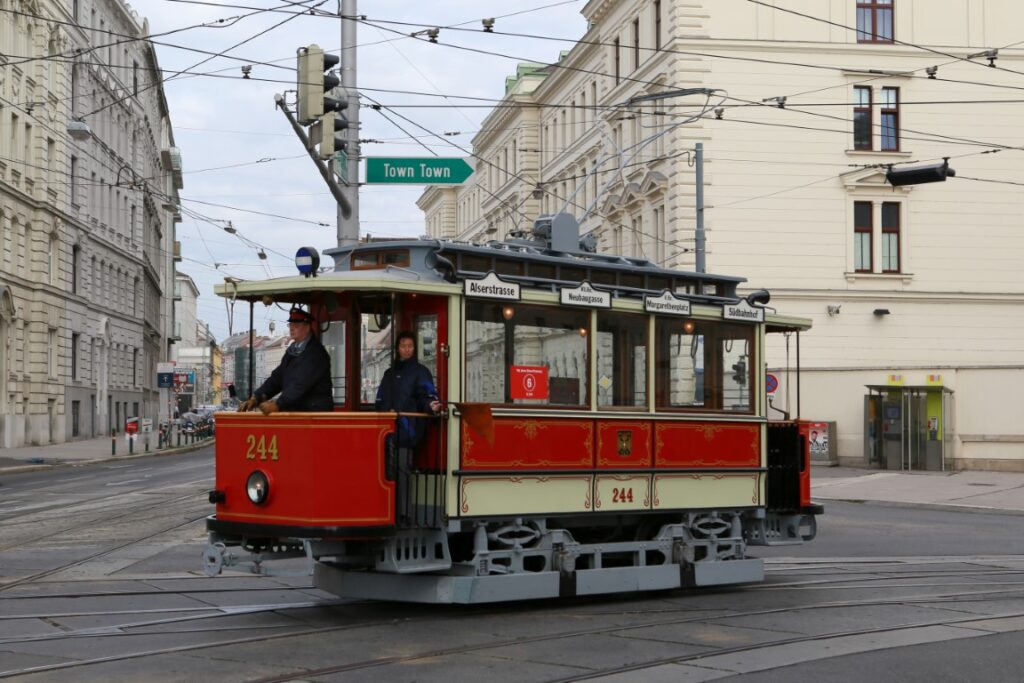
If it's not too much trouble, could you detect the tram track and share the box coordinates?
[0,510,209,593]
[4,572,1024,680]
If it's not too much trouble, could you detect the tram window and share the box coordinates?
[362,316,393,405]
[321,319,347,406]
[465,304,505,404]
[655,318,704,409]
[465,302,589,406]
[561,266,586,283]
[513,307,588,406]
[719,326,753,412]
[528,263,556,281]
[352,250,410,270]
[655,318,754,412]
[494,259,524,277]
[460,254,492,274]
[648,275,670,293]
[597,311,647,408]
[620,273,643,290]
[415,315,438,380]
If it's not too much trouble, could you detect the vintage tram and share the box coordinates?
[204,213,821,603]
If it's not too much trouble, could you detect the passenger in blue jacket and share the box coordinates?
[375,331,442,447]
[239,307,333,414]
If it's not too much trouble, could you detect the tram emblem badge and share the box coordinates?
[617,430,633,457]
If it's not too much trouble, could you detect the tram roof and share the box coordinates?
[214,211,810,331]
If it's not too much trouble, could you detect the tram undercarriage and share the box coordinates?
[205,505,816,603]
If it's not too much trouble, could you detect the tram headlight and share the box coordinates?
[246,471,270,505]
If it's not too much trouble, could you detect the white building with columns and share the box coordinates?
[419,0,1024,471]
[0,0,181,445]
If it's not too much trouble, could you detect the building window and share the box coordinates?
[654,0,661,50]
[72,332,79,379]
[632,18,640,69]
[857,0,893,43]
[133,60,139,95]
[49,329,58,378]
[854,201,873,272]
[881,201,900,272]
[853,86,871,150]
[613,38,620,83]
[72,245,80,293]
[69,155,78,206]
[880,87,899,151]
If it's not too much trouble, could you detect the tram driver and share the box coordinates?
[238,306,333,414]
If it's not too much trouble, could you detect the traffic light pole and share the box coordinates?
[339,0,359,247]
[275,94,352,216]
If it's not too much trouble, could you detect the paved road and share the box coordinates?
[3,453,1024,682]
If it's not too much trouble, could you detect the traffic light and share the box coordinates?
[885,159,955,186]
[309,110,348,158]
[296,44,341,125]
[731,359,747,385]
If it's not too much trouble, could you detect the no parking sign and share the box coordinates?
[766,373,779,395]
[510,366,548,400]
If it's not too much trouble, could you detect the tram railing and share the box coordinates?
[388,412,447,530]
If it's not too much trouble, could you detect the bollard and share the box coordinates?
[129,435,134,455]
[177,430,181,447]
[145,436,149,453]
[111,433,116,456]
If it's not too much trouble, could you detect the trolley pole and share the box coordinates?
[338,0,360,247]
[695,142,706,273]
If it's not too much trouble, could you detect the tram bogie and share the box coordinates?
[205,213,821,603]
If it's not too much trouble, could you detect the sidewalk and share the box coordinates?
[0,433,212,474]
[811,465,1024,514]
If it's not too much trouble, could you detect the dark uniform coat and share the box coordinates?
[375,358,437,446]
[253,335,333,411]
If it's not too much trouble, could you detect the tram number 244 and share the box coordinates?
[611,487,634,504]
[245,434,279,461]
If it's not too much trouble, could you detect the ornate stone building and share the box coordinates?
[419,0,1024,470]
[0,0,180,445]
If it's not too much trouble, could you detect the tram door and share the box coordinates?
[399,294,448,472]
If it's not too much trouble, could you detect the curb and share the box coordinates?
[818,496,1024,517]
[0,438,215,475]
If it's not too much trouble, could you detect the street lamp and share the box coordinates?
[67,118,92,141]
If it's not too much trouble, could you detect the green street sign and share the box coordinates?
[365,157,473,184]
[332,150,349,184]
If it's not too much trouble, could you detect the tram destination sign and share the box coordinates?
[723,300,765,323]
[463,273,520,300]
[644,291,692,316]
[560,282,610,308]
[365,157,473,184]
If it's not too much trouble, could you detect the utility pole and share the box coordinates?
[339,0,360,247]
[694,142,706,273]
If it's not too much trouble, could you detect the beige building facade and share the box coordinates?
[0,0,181,444]
[419,0,1024,471]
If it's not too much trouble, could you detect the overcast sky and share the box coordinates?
[140,0,588,342]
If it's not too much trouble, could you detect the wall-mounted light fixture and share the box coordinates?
[873,308,891,316]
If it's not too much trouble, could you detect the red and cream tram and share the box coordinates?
[204,214,821,603]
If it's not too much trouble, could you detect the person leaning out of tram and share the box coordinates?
[239,306,333,414]
[375,331,442,447]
